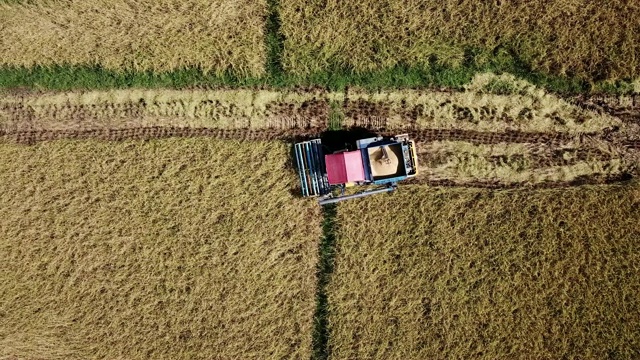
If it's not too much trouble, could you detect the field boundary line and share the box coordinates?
[266,0,285,80]
[0,66,636,96]
[312,204,337,360]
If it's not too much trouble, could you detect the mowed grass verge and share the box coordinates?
[0,0,266,76]
[280,0,640,84]
[0,138,321,360]
[329,185,640,359]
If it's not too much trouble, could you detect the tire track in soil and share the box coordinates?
[381,129,586,145]
[0,127,322,145]
[403,173,635,189]
[0,127,594,145]
[624,140,640,150]
[1,126,635,154]
[572,94,640,124]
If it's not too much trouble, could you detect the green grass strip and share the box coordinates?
[312,204,337,360]
[265,0,285,80]
[0,66,265,91]
[1,62,634,95]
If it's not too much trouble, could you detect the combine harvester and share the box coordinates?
[294,134,418,205]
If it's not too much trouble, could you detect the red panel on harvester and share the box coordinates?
[325,154,346,185]
[325,151,365,185]
[344,151,366,182]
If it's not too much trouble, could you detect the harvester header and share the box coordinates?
[294,134,418,205]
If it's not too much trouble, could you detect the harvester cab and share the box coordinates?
[294,134,418,205]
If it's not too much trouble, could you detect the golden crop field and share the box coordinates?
[1,0,640,357]
[329,184,640,359]
[0,0,266,75]
[0,138,321,360]
[280,0,640,81]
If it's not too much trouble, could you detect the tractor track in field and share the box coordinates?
[572,93,640,125]
[0,127,321,145]
[380,129,586,145]
[2,123,637,158]
[624,140,640,149]
[404,172,635,189]
[1,126,626,145]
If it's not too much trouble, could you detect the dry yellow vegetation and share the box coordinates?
[0,88,328,131]
[280,0,640,80]
[1,74,626,134]
[0,138,321,359]
[0,0,266,75]
[345,74,622,134]
[417,138,636,186]
[634,79,640,93]
[329,184,640,359]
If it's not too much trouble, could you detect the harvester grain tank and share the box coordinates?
[294,134,418,205]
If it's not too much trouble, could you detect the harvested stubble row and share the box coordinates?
[0,88,328,131]
[0,138,321,360]
[1,74,633,136]
[0,0,266,75]
[329,184,640,360]
[0,127,320,145]
[280,0,640,81]
[343,74,623,134]
[413,138,636,187]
